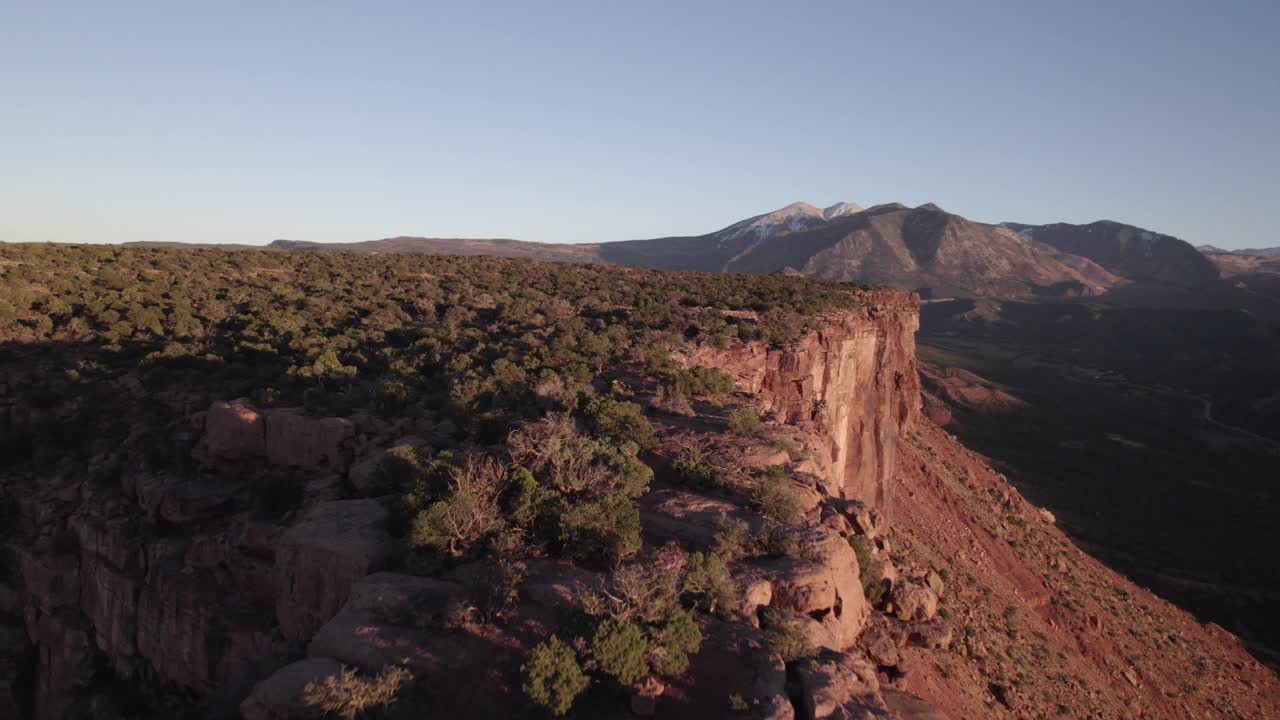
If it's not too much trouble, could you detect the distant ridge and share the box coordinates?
[1199,244,1280,257]
[127,200,1220,299]
[124,241,270,250]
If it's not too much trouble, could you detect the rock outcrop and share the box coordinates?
[756,526,869,650]
[204,401,356,472]
[682,289,920,518]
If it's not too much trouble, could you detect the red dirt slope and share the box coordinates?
[887,422,1278,719]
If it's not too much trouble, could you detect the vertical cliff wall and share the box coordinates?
[682,288,921,518]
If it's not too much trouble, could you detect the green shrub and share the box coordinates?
[374,377,414,416]
[757,524,802,558]
[673,366,735,397]
[747,475,803,524]
[523,636,590,717]
[605,557,681,624]
[461,559,525,622]
[725,407,763,436]
[670,441,720,489]
[584,395,657,450]
[711,515,752,563]
[650,611,703,677]
[759,608,815,663]
[502,465,545,528]
[848,535,885,606]
[376,443,423,490]
[507,415,651,499]
[681,552,737,615]
[559,494,642,567]
[773,437,805,462]
[407,452,506,555]
[408,491,498,555]
[596,441,654,498]
[591,619,650,684]
[652,384,695,417]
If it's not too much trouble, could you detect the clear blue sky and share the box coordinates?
[2,1,1277,248]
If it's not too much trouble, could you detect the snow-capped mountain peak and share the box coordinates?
[823,201,865,219]
[717,201,863,245]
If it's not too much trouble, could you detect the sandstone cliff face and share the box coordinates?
[683,289,921,518]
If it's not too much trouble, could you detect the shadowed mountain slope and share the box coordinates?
[1005,220,1220,286]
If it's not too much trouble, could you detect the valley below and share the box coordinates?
[916,330,1280,666]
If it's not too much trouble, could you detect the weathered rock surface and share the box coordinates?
[206,400,267,460]
[263,410,356,472]
[887,582,937,623]
[794,650,886,719]
[673,620,794,720]
[275,500,395,642]
[519,560,604,613]
[641,489,762,550]
[881,689,950,720]
[202,402,356,472]
[755,526,869,650]
[239,657,344,720]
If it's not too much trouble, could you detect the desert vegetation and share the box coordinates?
[0,244,871,716]
[0,245,860,466]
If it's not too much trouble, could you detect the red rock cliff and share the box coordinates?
[681,288,921,517]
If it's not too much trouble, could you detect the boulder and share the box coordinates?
[755,526,869,649]
[275,500,395,642]
[819,507,855,537]
[239,657,344,720]
[346,453,382,494]
[794,650,886,720]
[789,480,825,516]
[908,619,953,650]
[828,499,878,539]
[925,570,944,599]
[264,410,356,472]
[858,622,900,667]
[888,582,937,623]
[733,573,773,626]
[206,400,266,460]
[741,446,792,471]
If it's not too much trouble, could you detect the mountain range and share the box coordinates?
[231,201,1223,299]
[1199,245,1280,257]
